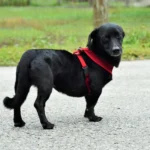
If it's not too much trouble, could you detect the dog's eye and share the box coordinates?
[116,35,121,39]
[102,36,109,43]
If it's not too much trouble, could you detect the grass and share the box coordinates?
[0,5,150,66]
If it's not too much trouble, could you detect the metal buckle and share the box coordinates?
[78,47,83,52]
[74,51,80,55]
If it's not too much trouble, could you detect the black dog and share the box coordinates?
[3,23,125,129]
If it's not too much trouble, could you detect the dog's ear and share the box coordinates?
[87,28,98,47]
[117,25,125,38]
[122,31,125,38]
[118,26,125,38]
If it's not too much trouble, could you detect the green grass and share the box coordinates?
[0,6,150,66]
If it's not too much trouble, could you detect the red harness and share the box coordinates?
[73,47,113,94]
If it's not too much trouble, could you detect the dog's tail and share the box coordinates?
[3,62,21,109]
[3,50,36,109]
[3,97,15,109]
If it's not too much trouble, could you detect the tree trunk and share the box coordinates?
[93,0,108,28]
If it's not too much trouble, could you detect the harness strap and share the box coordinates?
[79,47,113,74]
[73,47,113,94]
[73,50,91,94]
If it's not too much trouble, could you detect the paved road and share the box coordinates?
[0,60,150,150]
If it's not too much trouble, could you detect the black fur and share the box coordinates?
[3,23,125,129]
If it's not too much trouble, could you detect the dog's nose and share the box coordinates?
[112,46,120,55]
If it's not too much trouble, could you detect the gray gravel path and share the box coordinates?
[0,60,150,150]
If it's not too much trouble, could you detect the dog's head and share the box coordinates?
[87,23,125,66]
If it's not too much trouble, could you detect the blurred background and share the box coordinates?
[0,0,150,65]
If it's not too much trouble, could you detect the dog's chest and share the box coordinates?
[90,71,112,92]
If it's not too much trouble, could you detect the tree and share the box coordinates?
[93,0,108,28]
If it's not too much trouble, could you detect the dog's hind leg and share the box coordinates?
[30,59,54,129]
[84,93,103,122]
[14,108,26,127]
[4,64,31,127]
[14,66,31,127]
[34,89,54,129]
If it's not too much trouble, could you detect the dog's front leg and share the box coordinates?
[84,92,102,122]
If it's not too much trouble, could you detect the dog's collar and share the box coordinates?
[73,47,113,74]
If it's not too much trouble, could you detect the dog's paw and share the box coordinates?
[14,120,26,127]
[42,123,55,130]
[88,116,103,122]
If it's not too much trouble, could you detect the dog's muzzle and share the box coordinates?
[111,46,121,57]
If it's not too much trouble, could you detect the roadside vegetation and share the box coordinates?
[0,1,150,65]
